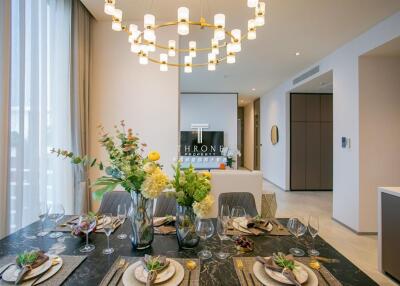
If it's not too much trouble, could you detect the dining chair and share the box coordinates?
[154,192,177,217]
[218,192,259,217]
[97,191,131,216]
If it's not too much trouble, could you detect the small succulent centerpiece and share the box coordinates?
[52,120,169,249]
[169,161,214,249]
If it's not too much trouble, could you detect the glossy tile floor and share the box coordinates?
[263,180,397,286]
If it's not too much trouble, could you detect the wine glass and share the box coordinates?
[220,204,231,240]
[308,215,320,256]
[102,213,114,255]
[231,206,246,219]
[195,218,215,259]
[78,214,97,253]
[287,217,307,256]
[215,216,230,259]
[48,203,65,239]
[37,202,49,237]
[117,204,127,240]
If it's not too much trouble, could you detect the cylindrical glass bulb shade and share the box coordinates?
[208,63,216,71]
[214,29,225,41]
[178,22,189,35]
[168,40,176,56]
[139,56,148,65]
[184,55,192,65]
[112,21,122,31]
[144,29,155,41]
[144,14,155,28]
[129,24,138,33]
[208,53,216,64]
[149,43,156,52]
[160,64,168,72]
[131,43,140,53]
[104,1,115,15]
[113,8,122,20]
[214,14,225,28]
[227,43,234,54]
[184,66,192,73]
[178,7,189,21]
[248,30,256,40]
[231,29,241,43]
[189,41,196,57]
[247,0,259,8]
[255,15,265,26]
[227,54,235,64]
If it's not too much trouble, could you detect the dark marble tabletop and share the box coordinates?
[0,217,378,286]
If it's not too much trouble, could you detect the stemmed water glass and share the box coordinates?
[78,214,97,253]
[195,218,215,260]
[216,204,230,259]
[231,206,246,219]
[102,213,114,254]
[287,217,307,256]
[48,203,65,239]
[308,215,320,256]
[117,204,127,240]
[37,202,49,237]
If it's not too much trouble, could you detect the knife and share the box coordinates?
[314,256,340,264]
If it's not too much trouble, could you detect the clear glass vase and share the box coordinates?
[129,191,154,250]
[176,205,200,249]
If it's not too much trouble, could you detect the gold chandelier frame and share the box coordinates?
[116,19,249,68]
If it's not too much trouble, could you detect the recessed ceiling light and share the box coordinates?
[252,88,256,91]
[295,52,300,56]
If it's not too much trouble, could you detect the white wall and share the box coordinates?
[89,21,179,210]
[244,103,254,170]
[359,56,400,232]
[260,12,400,232]
[180,93,237,150]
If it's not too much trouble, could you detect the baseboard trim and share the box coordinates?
[332,217,377,235]
[262,178,289,192]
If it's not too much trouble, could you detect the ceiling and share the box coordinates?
[82,0,400,97]
[363,36,400,57]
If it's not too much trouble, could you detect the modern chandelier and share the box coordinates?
[103,0,266,72]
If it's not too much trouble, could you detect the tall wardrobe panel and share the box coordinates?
[291,122,306,190]
[290,93,333,191]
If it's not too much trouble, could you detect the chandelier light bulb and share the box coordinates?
[189,41,196,57]
[144,14,155,29]
[112,20,122,31]
[129,24,138,33]
[214,14,225,28]
[227,53,236,64]
[144,29,155,41]
[211,38,219,55]
[112,8,122,20]
[208,63,216,71]
[104,0,115,15]
[214,29,225,41]
[255,2,266,26]
[248,19,256,40]
[160,53,168,71]
[247,0,259,8]
[178,23,189,35]
[184,55,192,73]
[149,41,156,52]
[177,7,189,35]
[231,29,242,52]
[139,45,149,65]
[131,43,140,54]
[168,40,176,57]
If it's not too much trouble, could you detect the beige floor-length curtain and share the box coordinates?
[71,0,93,214]
[0,0,11,239]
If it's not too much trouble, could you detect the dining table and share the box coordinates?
[0,216,378,286]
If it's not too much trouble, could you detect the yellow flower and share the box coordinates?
[143,162,156,173]
[193,194,214,218]
[141,167,169,199]
[148,151,160,161]
[200,171,211,180]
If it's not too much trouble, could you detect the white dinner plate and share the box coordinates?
[123,259,184,286]
[265,263,308,285]
[2,258,52,282]
[32,255,63,285]
[134,260,175,284]
[253,259,318,286]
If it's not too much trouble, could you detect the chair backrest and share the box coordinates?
[98,191,131,216]
[218,192,258,217]
[154,192,177,217]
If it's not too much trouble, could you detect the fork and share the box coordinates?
[108,258,126,286]
[236,259,251,286]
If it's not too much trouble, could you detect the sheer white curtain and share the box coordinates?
[9,0,74,233]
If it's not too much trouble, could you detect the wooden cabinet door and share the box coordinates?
[306,94,321,122]
[291,122,306,190]
[291,94,306,122]
[306,122,321,189]
[321,122,333,189]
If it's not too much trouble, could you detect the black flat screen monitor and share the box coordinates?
[180,131,224,156]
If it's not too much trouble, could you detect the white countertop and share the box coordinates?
[378,187,400,197]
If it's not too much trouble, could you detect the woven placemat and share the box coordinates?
[99,256,200,286]
[0,255,86,286]
[233,257,342,286]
